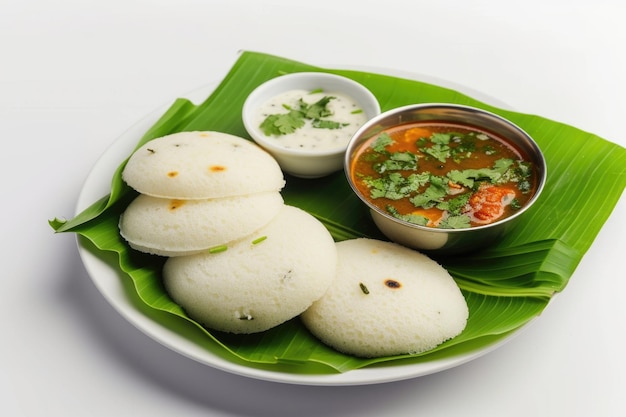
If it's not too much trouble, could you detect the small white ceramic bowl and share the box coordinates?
[242,72,381,178]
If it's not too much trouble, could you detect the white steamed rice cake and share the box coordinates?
[301,238,468,358]
[119,191,284,257]
[122,131,285,199]
[162,205,338,334]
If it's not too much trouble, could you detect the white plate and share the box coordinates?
[76,71,525,386]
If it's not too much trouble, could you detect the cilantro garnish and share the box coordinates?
[364,172,428,200]
[510,198,522,210]
[436,193,471,215]
[447,158,515,187]
[416,137,429,148]
[439,215,471,229]
[517,179,532,193]
[483,145,497,155]
[373,151,418,173]
[493,158,515,171]
[430,133,451,145]
[386,206,429,226]
[260,110,305,136]
[260,94,354,136]
[371,132,395,153]
[424,143,451,163]
[409,175,448,208]
[311,119,348,130]
[302,96,333,119]
[515,161,532,178]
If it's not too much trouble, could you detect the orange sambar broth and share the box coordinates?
[349,121,539,227]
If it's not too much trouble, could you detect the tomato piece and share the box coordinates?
[466,185,516,224]
[404,127,432,142]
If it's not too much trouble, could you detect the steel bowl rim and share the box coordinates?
[344,102,548,235]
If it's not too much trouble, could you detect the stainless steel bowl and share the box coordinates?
[344,103,547,255]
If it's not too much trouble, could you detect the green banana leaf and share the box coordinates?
[50,51,626,374]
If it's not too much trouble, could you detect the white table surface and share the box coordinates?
[3,0,624,416]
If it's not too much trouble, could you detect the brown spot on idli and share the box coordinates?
[167,171,179,178]
[209,165,227,172]
[169,200,185,211]
[384,279,402,289]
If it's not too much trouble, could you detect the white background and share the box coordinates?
[2,0,624,416]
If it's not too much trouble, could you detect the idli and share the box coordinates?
[122,131,285,199]
[163,205,338,334]
[119,191,284,257]
[301,238,468,358]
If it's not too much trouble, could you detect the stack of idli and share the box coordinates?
[301,238,469,358]
[119,131,287,257]
[119,131,338,334]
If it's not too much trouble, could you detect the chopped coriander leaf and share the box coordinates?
[451,139,476,161]
[430,133,451,145]
[409,175,448,208]
[424,144,451,163]
[391,151,418,164]
[260,110,305,136]
[365,173,408,200]
[386,206,429,226]
[493,158,515,171]
[483,145,497,155]
[309,88,324,94]
[457,140,476,153]
[361,152,380,162]
[447,158,515,187]
[436,193,471,215]
[371,132,395,153]
[416,137,429,148]
[514,161,532,178]
[364,172,427,200]
[373,151,418,173]
[312,119,348,129]
[405,172,431,189]
[451,153,470,164]
[259,92,359,137]
[510,198,522,210]
[208,245,228,254]
[251,236,267,244]
[446,170,475,188]
[304,96,335,119]
[439,214,471,229]
[517,179,532,193]
[351,109,363,114]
